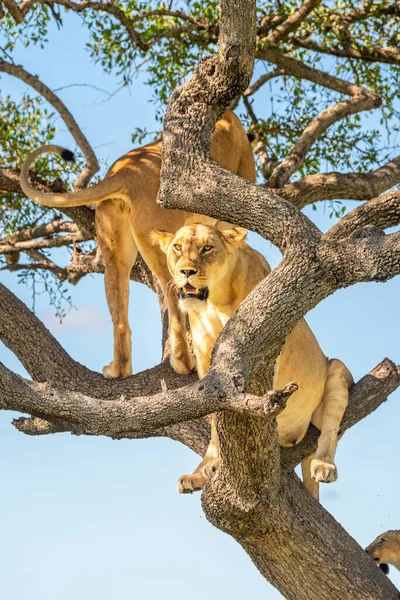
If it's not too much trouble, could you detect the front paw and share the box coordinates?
[311,458,337,483]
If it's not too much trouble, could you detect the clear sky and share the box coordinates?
[1,10,399,599]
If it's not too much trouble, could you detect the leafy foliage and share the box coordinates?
[0,0,399,313]
[2,1,399,180]
[0,94,83,234]
[0,94,82,317]
[0,5,51,55]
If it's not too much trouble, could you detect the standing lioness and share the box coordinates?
[19,110,255,378]
[153,224,353,498]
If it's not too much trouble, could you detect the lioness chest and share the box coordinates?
[189,303,233,378]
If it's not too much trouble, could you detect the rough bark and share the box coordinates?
[269,157,400,208]
[154,1,400,598]
[2,1,400,598]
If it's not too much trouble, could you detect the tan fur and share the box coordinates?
[366,531,400,571]
[19,110,256,378]
[153,224,353,498]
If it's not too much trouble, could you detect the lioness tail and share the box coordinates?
[20,144,125,208]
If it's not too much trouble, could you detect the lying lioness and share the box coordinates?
[20,110,255,378]
[153,223,353,498]
[366,530,400,574]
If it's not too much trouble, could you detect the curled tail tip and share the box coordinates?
[60,149,75,163]
[247,132,259,145]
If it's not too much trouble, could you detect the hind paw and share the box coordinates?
[177,459,221,494]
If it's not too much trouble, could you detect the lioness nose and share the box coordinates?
[180,269,197,277]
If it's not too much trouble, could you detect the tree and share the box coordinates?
[1,1,400,598]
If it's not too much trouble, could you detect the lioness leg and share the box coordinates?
[310,359,353,483]
[96,200,138,379]
[301,453,319,500]
[178,414,221,493]
[161,281,195,374]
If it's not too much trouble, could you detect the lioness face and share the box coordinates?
[366,531,400,574]
[152,224,246,311]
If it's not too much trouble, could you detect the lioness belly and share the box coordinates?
[274,319,328,447]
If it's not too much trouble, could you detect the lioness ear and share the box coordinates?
[151,230,174,253]
[219,226,247,242]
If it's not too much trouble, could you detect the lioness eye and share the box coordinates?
[173,244,182,252]
[202,245,213,253]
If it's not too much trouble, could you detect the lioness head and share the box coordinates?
[152,223,247,310]
[366,530,400,574]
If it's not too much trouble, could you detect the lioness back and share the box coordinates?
[105,109,255,184]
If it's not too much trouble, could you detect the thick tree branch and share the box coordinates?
[268,154,400,207]
[2,347,399,478]
[233,472,399,600]
[0,282,185,394]
[12,413,211,455]
[0,58,99,189]
[327,190,400,240]
[0,359,299,437]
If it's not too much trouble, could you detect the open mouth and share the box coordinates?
[178,284,208,301]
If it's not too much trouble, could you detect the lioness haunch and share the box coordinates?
[20,110,255,379]
[366,530,400,575]
[153,223,353,499]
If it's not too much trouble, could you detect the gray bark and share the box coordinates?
[1,1,400,598]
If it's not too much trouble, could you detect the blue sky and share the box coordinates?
[1,10,399,599]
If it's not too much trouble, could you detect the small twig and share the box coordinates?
[236,382,299,417]
[266,0,322,45]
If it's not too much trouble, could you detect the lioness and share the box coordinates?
[19,110,255,378]
[153,223,353,498]
[366,530,400,574]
